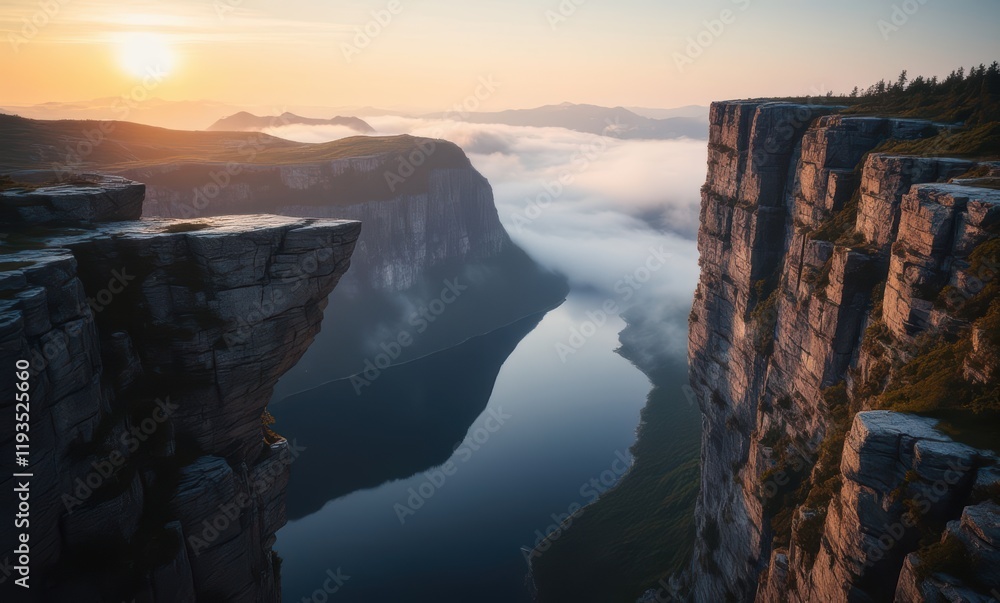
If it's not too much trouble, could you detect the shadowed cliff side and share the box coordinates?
[0,115,569,386]
[0,178,360,601]
[274,309,549,520]
[682,98,1000,602]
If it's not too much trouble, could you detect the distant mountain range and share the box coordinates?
[0,97,244,131]
[0,99,397,131]
[422,102,709,140]
[0,113,459,173]
[207,111,375,133]
[0,99,710,141]
[626,104,710,120]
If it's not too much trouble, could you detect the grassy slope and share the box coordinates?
[750,64,1000,584]
[531,362,701,603]
[0,113,468,171]
[747,63,1000,160]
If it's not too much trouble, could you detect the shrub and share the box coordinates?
[914,536,973,583]
[796,510,827,563]
[161,221,212,234]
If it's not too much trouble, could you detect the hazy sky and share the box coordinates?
[2,0,999,110]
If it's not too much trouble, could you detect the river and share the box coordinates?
[270,123,706,602]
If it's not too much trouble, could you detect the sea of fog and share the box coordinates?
[269,119,706,602]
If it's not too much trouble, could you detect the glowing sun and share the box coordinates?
[117,32,175,78]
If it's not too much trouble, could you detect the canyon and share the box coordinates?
[0,114,566,381]
[0,119,567,601]
[5,99,997,602]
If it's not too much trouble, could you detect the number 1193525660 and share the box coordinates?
[13,359,30,469]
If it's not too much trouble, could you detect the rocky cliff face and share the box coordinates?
[128,138,511,291]
[684,101,1000,602]
[0,179,359,601]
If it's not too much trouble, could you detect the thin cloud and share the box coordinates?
[0,0,353,45]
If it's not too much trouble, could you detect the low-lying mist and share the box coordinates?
[265,118,706,360]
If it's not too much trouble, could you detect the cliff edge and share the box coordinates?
[684,101,1000,602]
[0,178,360,601]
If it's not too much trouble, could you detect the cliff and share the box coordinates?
[128,141,510,291]
[0,178,360,600]
[206,111,375,134]
[0,114,535,293]
[684,101,1000,602]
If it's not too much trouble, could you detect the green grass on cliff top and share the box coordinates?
[530,362,701,603]
[0,113,469,171]
[760,63,1000,160]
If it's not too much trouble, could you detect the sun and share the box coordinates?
[117,32,175,79]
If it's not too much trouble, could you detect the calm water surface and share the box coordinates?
[274,292,666,602]
[271,132,705,602]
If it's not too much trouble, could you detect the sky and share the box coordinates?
[2,0,999,111]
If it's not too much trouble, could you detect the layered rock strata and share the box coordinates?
[0,181,359,601]
[128,139,510,291]
[684,101,1000,602]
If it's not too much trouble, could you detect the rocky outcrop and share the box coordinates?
[895,502,1000,602]
[856,156,972,254]
[128,137,511,291]
[0,180,359,601]
[883,184,1000,339]
[0,115,513,293]
[683,100,1000,602]
[0,174,145,223]
[804,412,993,602]
[275,167,509,290]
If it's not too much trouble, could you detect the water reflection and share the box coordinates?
[275,293,659,603]
[273,309,551,520]
[272,246,568,398]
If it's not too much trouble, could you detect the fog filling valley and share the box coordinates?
[265,118,706,361]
